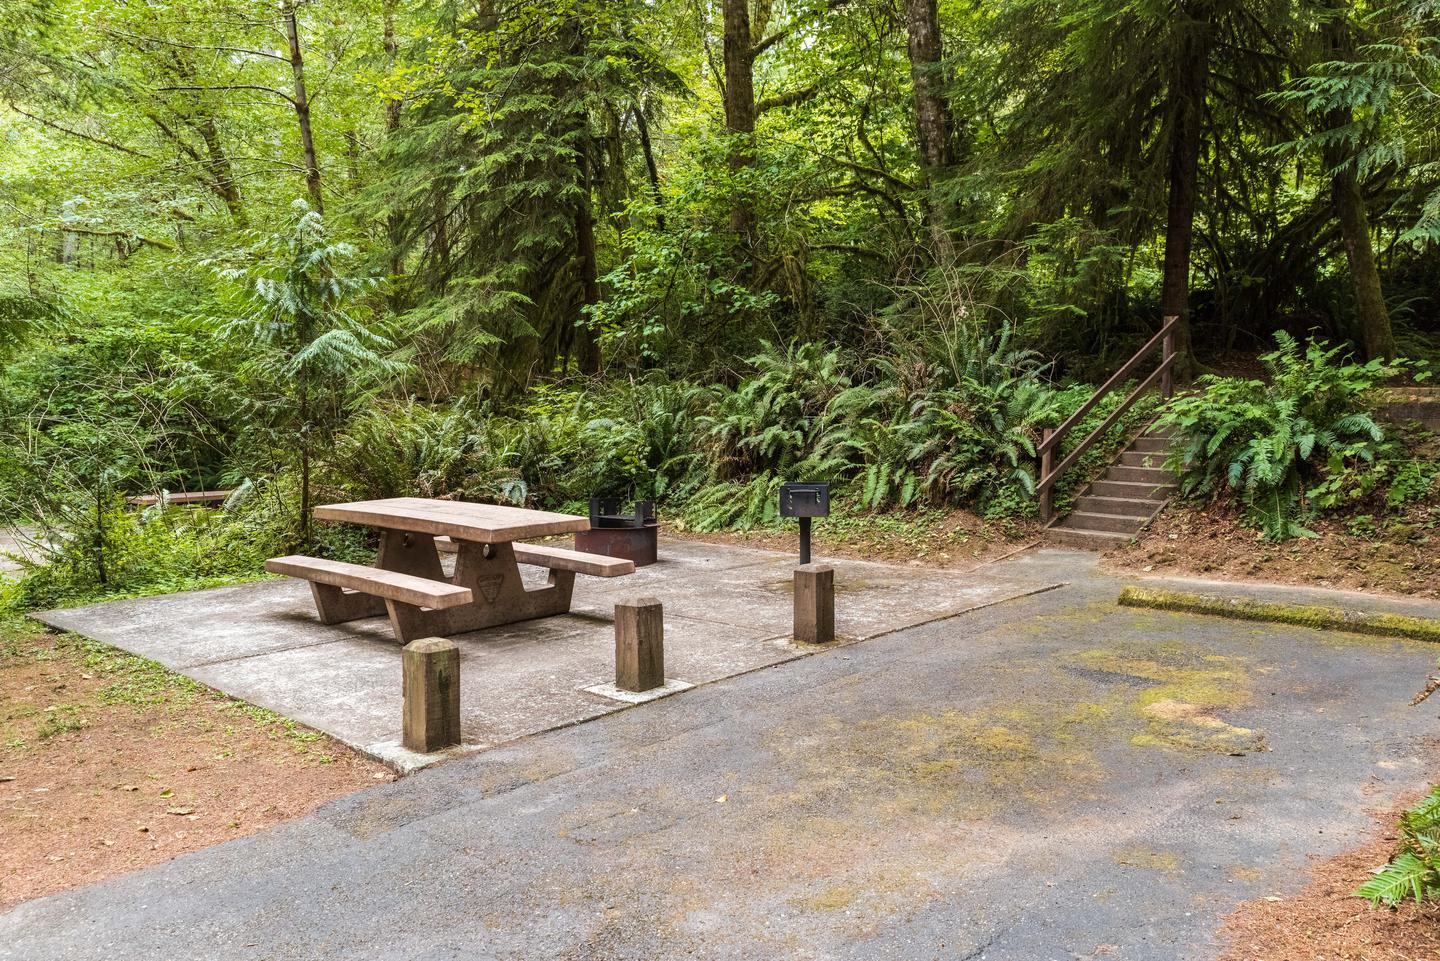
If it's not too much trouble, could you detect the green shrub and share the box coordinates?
[1355,786,1440,907]
[327,400,524,504]
[698,340,852,481]
[678,327,1091,527]
[567,378,713,503]
[846,322,1113,518]
[3,489,287,611]
[485,376,712,508]
[682,342,857,529]
[1156,333,1428,540]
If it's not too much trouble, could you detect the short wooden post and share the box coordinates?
[794,564,834,644]
[402,637,460,753]
[615,597,664,692]
[1039,428,1055,523]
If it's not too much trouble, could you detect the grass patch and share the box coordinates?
[35,704,89,739]
[1118,586,1440,643]
[1,624,335,758]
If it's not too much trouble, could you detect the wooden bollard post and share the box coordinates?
[402,637,460,753]
[794,564,835,644]
[615,597,664,693]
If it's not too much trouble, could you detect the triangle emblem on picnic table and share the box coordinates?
[475,574,505,603]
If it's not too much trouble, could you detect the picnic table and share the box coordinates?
[265,497,635,642]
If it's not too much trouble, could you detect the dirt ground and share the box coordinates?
[678,498,1440,605]
[1219,797,1440,961]
[0,624,390,910]
[1104,504,1440,601]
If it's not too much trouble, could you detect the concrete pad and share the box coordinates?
[6,564,1440,959]
[577,547,1045,640]
[584,679,695,703]
[38,579,357,669]
[31,537,1050,771]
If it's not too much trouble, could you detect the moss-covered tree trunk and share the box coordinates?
[1329,147,1395,359]
[283,0,324,215]
[1322,9,1396,360]
[904,0,956,261]
[1158,2,1211,379]
[573,137,603,375]
[383,0,405,289]
[722,0,758,260]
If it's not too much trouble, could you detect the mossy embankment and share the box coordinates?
[1118,585,1440,643]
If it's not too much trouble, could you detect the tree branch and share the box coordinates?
[142,110,205,165]
[8,105,152,158]
[158,84,297,106]
[812,242,890,262]
[101,27,290,62]
[58,225,176,251]
[757,84,819,114]
[750,0,850,59]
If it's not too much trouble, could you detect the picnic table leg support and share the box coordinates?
[544,568,577,610]
[310,582,386,624]
[615,597,664,693]
[794,564,835,644]
[378,529,445,580]
[403,637,461,753]
[386,599,433,645]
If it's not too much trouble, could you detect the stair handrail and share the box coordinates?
[1037,315,1179,522]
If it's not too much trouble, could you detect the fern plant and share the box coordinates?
[859,323,1061,514]
[1156,332,1424,540]
[698,339,851,481]
[328,401,523,504]
[1356,786,1440,907]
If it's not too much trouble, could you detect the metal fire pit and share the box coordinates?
[575,497,658,567]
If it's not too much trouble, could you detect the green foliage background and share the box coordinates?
[0,0,1437,608]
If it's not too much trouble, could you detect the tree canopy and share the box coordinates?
[5,0,1437,387]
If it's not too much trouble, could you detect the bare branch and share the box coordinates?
[56,225,176,251]
[8,105,153,158]
[157,84,297,106]
[101,27,290,62]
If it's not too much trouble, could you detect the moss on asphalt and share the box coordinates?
[1118,586,1440,644]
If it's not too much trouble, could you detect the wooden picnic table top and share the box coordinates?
[313,497,589,544]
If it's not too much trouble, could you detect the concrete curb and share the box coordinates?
[1118,585,1440,643]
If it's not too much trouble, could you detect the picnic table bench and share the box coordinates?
[266,497,634,642]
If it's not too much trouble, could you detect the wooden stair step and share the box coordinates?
[1074,495,1160,518]
[1117,450,1170,468]
[1058,511,1146,535]
[1129,436,1174,453]
[1044,527,1132,549]
[1089,479,1176,500]
[1106,465,1174,484]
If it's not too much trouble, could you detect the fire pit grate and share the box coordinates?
[575,497,659,566]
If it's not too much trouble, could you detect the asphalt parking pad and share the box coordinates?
[7,573,1440,960]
